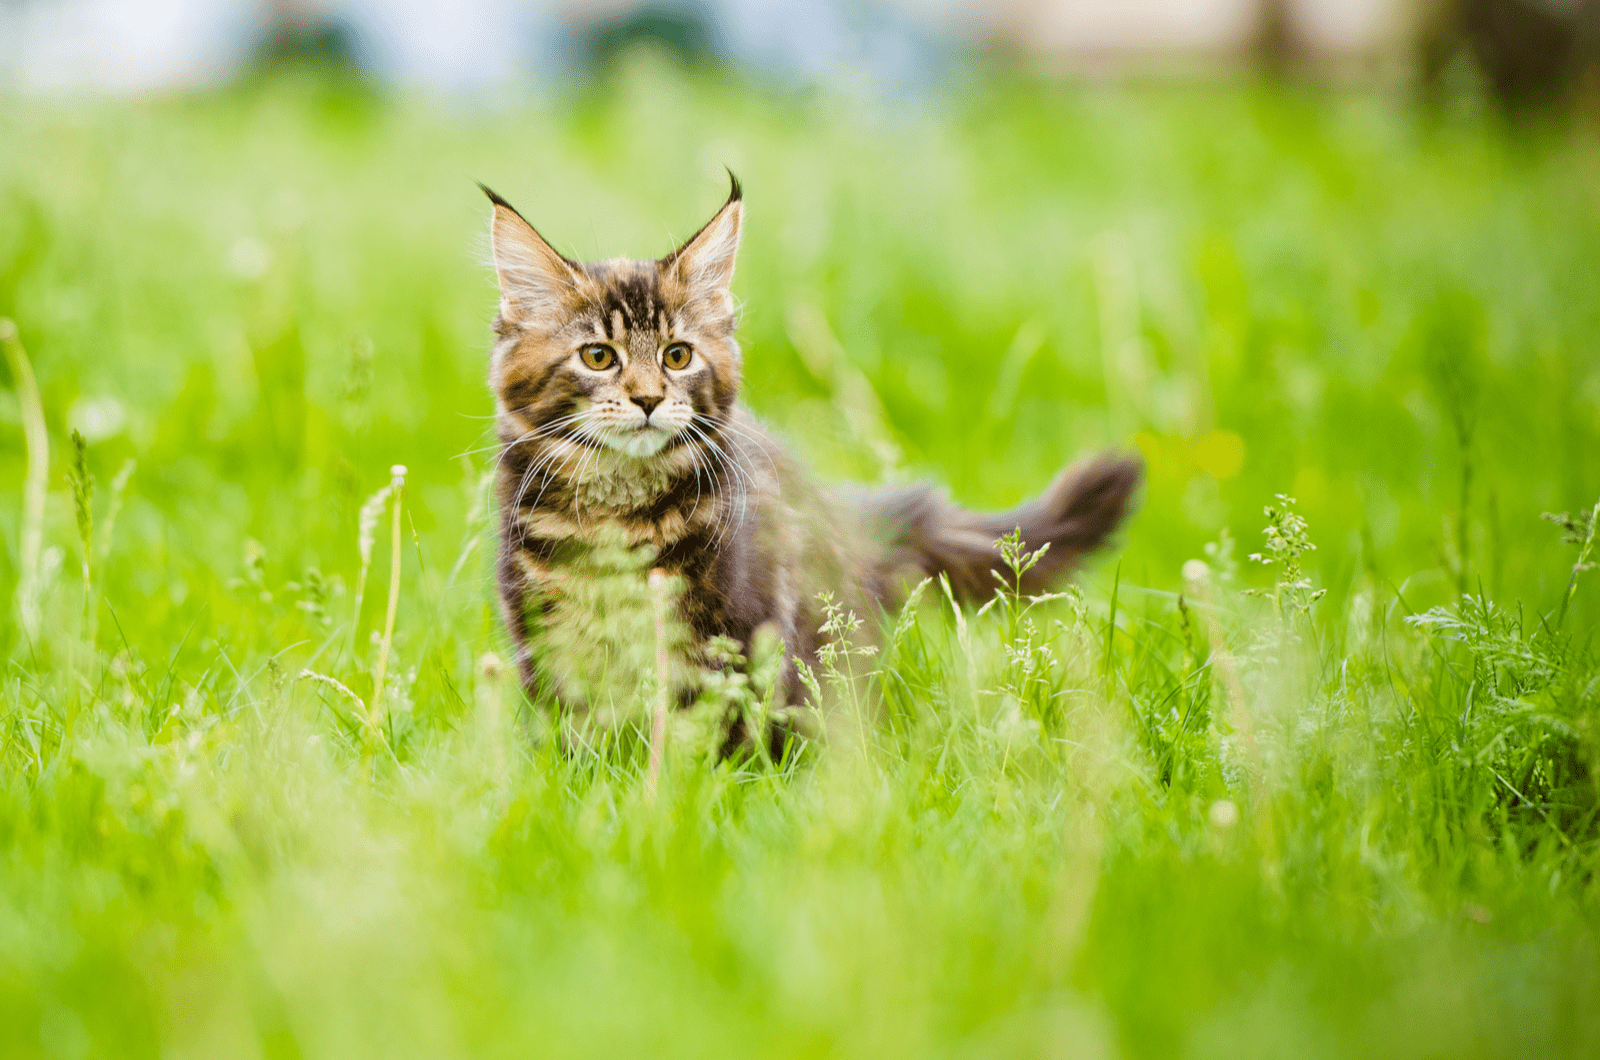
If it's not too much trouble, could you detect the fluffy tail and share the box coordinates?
[862,453,1143,601]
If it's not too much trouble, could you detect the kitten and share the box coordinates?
[483,175,1141,730]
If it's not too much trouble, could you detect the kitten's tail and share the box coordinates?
[860,453,1144,602]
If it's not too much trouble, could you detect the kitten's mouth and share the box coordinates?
[602,423,676,458]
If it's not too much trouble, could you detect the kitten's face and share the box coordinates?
[486,182,742,466]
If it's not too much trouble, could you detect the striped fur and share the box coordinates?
[483,177,1143,726]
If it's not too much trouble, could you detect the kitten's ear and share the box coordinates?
[481,184,584,327]
[661,172,743,311]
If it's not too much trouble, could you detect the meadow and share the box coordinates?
[2,61,1599,1058]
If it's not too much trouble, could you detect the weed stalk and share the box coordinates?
[1554,491,1599,628]
[68,430,94,634]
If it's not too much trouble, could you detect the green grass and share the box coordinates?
[3,63,1600,1058]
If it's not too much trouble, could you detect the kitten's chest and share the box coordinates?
[502,459,728,639]
[531,513,730,695]
[572,462,673,512]
[534,504,728,641]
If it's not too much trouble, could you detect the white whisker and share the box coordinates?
[685,420,753,549]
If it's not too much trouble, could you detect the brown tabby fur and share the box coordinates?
[483,176,1142,727]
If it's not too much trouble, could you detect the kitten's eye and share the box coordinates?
[663,343,693,371]
[579,344,616,371]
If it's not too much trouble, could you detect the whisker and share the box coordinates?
[696,412,779,480]
[685,421,751,548]
[511,420,595,514]
[681,425,727,543]
[493,410,594,494]
[691,415,768,542]
[567,437,607,531]
[520,436,587,513]
[684,440,708,525]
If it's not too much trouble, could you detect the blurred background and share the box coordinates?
[0,0,1595,98]
[2,0,1599,100]
[2,0,1599,644]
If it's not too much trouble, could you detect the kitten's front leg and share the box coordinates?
[495,536,552,706]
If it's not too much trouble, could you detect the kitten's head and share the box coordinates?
[485,176,743,462]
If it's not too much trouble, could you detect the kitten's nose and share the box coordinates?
[631,394,662,417]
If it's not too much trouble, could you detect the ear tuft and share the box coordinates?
[478,181,516,211]
[661,177,744,309]
[483,185,584,327]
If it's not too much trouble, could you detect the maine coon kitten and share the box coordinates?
[483,176,1142,732]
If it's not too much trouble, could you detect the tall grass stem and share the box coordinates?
[369,465,406,737]
[1,319,48,639]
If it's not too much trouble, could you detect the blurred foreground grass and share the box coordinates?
[2,66,1599,1058]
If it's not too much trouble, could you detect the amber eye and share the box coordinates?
[579,344,616,371]
[662,343,693,371]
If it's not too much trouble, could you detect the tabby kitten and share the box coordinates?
[484,176,1141,726]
